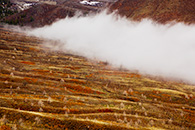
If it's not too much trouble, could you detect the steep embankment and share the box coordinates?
[0,27,195,129]
[110,0,195,24]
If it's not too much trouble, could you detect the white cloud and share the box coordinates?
[26,11,195,84]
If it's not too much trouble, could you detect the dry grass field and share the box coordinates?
[110,0,195,24]
[0,27,195,129]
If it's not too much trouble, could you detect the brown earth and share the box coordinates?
[0,26,195,129]
[110,0,195,24]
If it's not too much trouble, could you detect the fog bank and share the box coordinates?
[26,11,195,84]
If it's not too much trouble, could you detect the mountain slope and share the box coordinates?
[0,27,195,129]
[0,0,113,27]
[1,0,195,27]
[110,0,195,24]
[1,4,79,27]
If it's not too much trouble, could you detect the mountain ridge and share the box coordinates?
[0,0,113,27]
[1,0,195,27]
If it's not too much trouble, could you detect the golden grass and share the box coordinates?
[0,27,194,129]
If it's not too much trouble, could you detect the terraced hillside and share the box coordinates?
[0,27,195,129]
